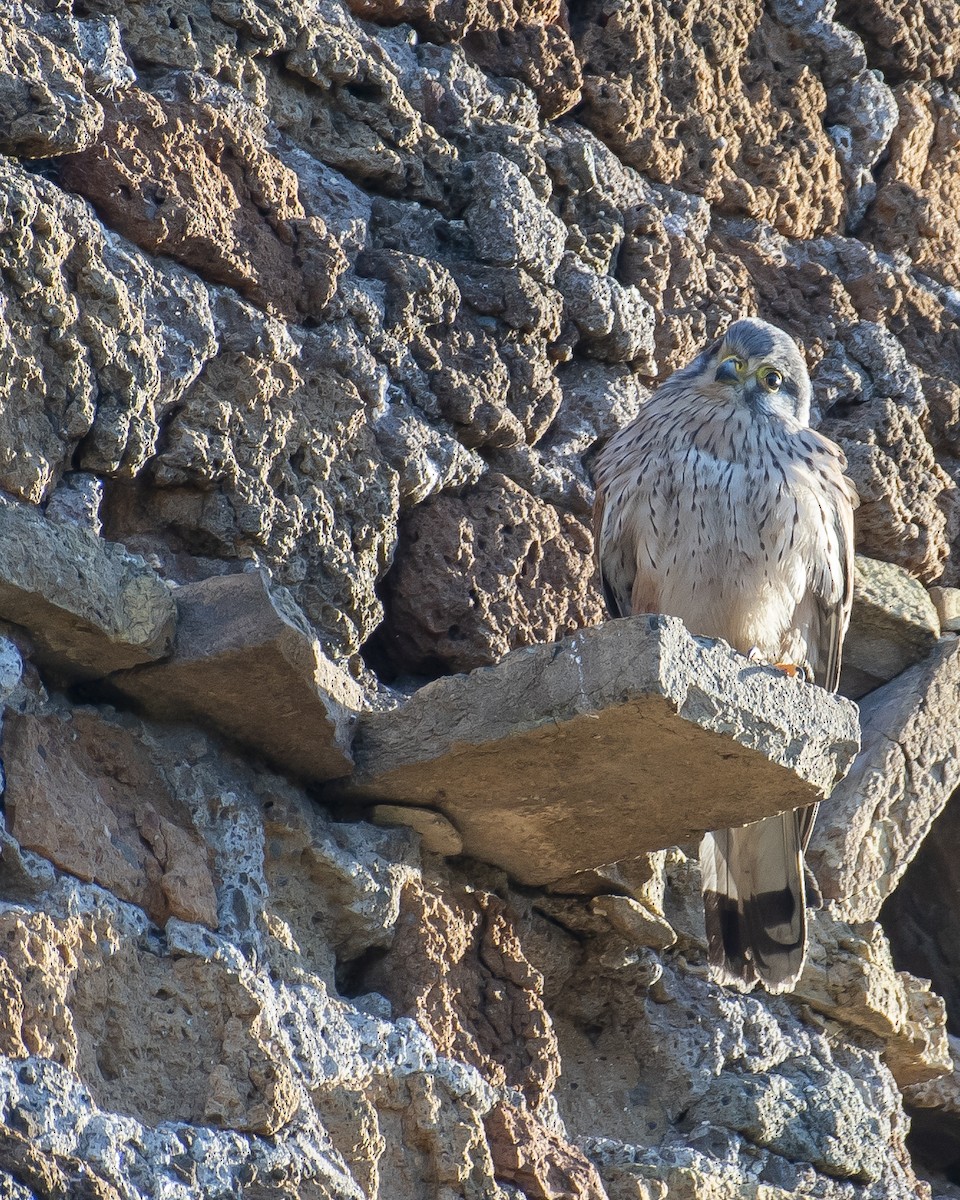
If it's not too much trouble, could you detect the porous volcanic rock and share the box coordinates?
[59,76,348,322]
[378,474,604,676]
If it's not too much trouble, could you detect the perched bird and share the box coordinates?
[592,318,857,992]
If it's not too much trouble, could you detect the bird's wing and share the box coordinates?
[593,476,631,619]
[799,443,858,852]
[796,432,858,692]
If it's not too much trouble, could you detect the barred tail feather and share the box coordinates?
[700,811,807,994]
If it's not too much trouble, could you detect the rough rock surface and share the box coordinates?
[0,495,176,681]
[109,569,362,782]
[343,615,860,885]
[377,474,605,677]
[0,0,958,1195]
[810,637,960,924]
[841,555,941,699]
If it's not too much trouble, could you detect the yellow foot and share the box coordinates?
[773,662,801,678]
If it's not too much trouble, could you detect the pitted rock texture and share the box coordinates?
[60,77,348,322]
[378,474,604,676]
[572,0,847,239]
[1,0,960,1194]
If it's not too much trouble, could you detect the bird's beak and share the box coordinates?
[715,358,742,385]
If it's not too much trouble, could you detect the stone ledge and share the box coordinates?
[0,496,176,681]
[809,635,960,922]
[109,570,362,782]
[335,616,861,886]
[841,555,940,699]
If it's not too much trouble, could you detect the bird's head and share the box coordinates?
[700,318,812,425]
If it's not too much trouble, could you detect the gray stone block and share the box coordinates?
[841,555,940,699]
[110,570,362,781]
[337,615,861,886]
[0,495,175,680]
[810,635,960,922]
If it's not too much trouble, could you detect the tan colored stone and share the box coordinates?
[0,14,104,157]
[929,586,960,631]
[589,895,676,951]
[841,555,940,698]
[344,616,860,886]
[109,570,362,783]
[369,1071,507,1200]
[809,638,960,922]
[484,1102,607,1200]
[0,903,297,1137]
[0,909,79,1068]
[795,909,951,1088]
[3,708,218,929]
[364,878,559,1105]
[905,1034,960,1113]
[865,82,960,290]
[0,496,175,681]
[378,474,604,676]
[576,2,844,238]
[60,80,347,322]
[69,927,298,1134]
[370,805,463,857]
[836,0,960,84]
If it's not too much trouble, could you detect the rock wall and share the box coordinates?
[1,0,960,1197]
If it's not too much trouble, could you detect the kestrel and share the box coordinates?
[592,318,857,992]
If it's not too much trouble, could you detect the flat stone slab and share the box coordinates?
[337,615,861,886]
[809,635,960,922]
[109,570,362,782]
[841,555,940,699]
[0,495,176,680]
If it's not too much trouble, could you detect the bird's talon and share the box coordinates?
[773,661,800,678]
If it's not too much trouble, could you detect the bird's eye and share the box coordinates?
[721,355,745,372]
[758,367,783,392]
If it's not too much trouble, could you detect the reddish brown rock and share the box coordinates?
[3,709,218,929]
[574,1,844,238]
[59,82,346,322]
[379,475,604,675]
[71,947,299,1134]
[363,878,560,1105]
[464,23,583,119]
[484,1102,607,1200]
[864,82,960,291]
[835,0,959,84]
[0,1129,122,1200]
[0,905,297,1135]
[346,0,582,117]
